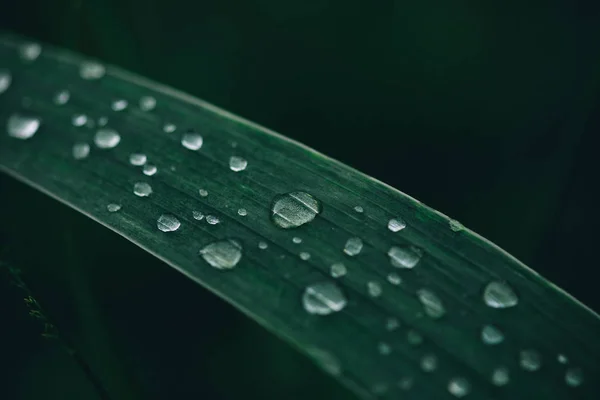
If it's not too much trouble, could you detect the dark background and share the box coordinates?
[1,0,599,399]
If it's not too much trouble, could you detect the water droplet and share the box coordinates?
[449,219,464,232]
[133,182,152,197]
[229,156,247,172]
[388,245,423,269]
[558,354,568,364]
[447,377,470,398]
[388,218,406,232]
[156,214,180,232]
[111,99,128,111]
[199,239,243,270]
[129,153,147,166]
[378,342,392,355]
[71,114,88,127]
[97,117,108,126]
[565,367,583,387]
[139,96,156,111]
[307,348,341,377]
[491,367,510,386]
[483,281,518,309]
[344,237,363,256]
[385,317,399,331]
[80,61,106,80]
[198,189,208,197]
[258,241,268,250]
[7,114,40,139]
[292,237,302,244]
[237,208,247,216]
[481,325,504,345]
[53,89,70,105]
[407,330,423,346]
[367,281,382,297]
[19,42,41,61]
[94,129,121,149]
[0,70,11,94]
[107,203,121,213]
[163,123,176,133]
[354,205,363,213]
[300,252,311,260]
[271,192,322,229]
[398,377,413,391]
[420,354,438,372]
[181,131,203,150]
[387,272,402,285]
[330,263,347,278]
[416,289,446,318]
[206,215,220,225]
[72,143,90,160]
[302,281,347,315]
[519,349,542,371]
[143,164,157,176]
[192,210,204,220]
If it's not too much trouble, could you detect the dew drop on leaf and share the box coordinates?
[302,281,347,315]
[199,239,242,270]
[491,367,510,386]
[19,42,41,61]
[53,89,70,105]
[519,349,542,371]
[258,241,268,250]
[7,114,40,139]
[447,377,470,398]
[354,205,364,213]
[387,272,402,285]
[420,354,438,372]
[111,99,128,111]
[206,215,220,225]
[292,236,302,244]
[181,130,203,150]
[344,237,363,256]
[156,214,180,232]
[71,114,88,127]
[238,208,247,217]
[367,281,382,297]
[80,61,106,80]
[271,191,322,229]
[143,164,157,176]
[300,252,311,260]
[558,354,568,364]
[565,367,583,387]
[72,143,90,160]
[483,281,518,309]
[385,317,399,331]
[94,129,121,149]
[0,70,12,94]
[330,263,346,278]
[388,245,422,269]
[139,96,156,111]
[163,123,176,133]
[129,153,147,166]
[229,156,248,172]
[106,203,121,213]
[133,182,153,197]
[388,218,406,232]
[378,342,391,355]
[198,189,208,197]
[481,324,504,345]
[416,288,446,318]
[192,210,204,220]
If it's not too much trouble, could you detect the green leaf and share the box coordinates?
[1,33,599,399]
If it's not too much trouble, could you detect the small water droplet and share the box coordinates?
[192,210,204,220]
[483,281,518,309]
[378,342,392,355]
[447,377,470,398]
[72,143,90,160]
[143,164,157,176]
[491,367,510,386]
[344,237,363,256]
[156,214,180,232]
[354,205,364,213]
[565,367,583,387]
[206,215,220,225]
[129,153,147,166]
[387,272,402,285]
[449,219,464,232]
[330,263,347,278]
[388,218,406,232]
[181,130,203,150]
[94,129,121,149]
[385,317,399,331]
[229,156,247,172]
[7,114,40,139]
[133,182,152,197]
[302,281,347,315]
[111,99,128,111]
[163,123,176,133]
[139,96,156,111]
[398,377,413,391]
[367,281,382,297]
[416,289,446,318]
[300,252,311,260]
[53,89,70,105]
[519,349,542,371]
[72,114,88,127]
[107,203,121,213]
[97,117,108,126]
[0,69,11,94]
[19,42,41,61]
[238,208,247,216]
[388,245,423,269]
[557,354,568,364]
[420,354,438,372]
[481,325,504,345]
[199,240,243,270]
[307,348,341,377]
[292,237,302,244]
[80,61,106,80]
[198,189,208,197]
[258,241,268,250]
[271,192,322,229]
[407,330,423,346]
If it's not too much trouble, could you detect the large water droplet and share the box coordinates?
[53,89,70,105]
[420,354,438,372]
[80,61,106,80]
[129,153,147,166]
[0,70,12,94]
[199,239,242,270]
[111,99,128,111]
[206,215,220,225]
[139,96,156,111]
[7,114,40,139]
[302,281,347,315]
[565,367,583,387]
[367,281,382,297]
[143,164,157,176]
[157,214,180,232]
[271,192,322,229]
[481,324,504,345]
[330,263,347,278]
[72,143,90,160]
[19,42,41,61]
[229,156,248,172]
[133,182,153,197]
[447,377,470,398]
[94,129,121,149]
[483,281,518,309]
[416,289,446,318]
[491,367,510,386]
[181,131,203,150]
[388,245,423,269]
[344,237,363,256]
[388,218,406,232]
[107,203,121,213]
[519,349,542,371]
[72,114,88,127]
